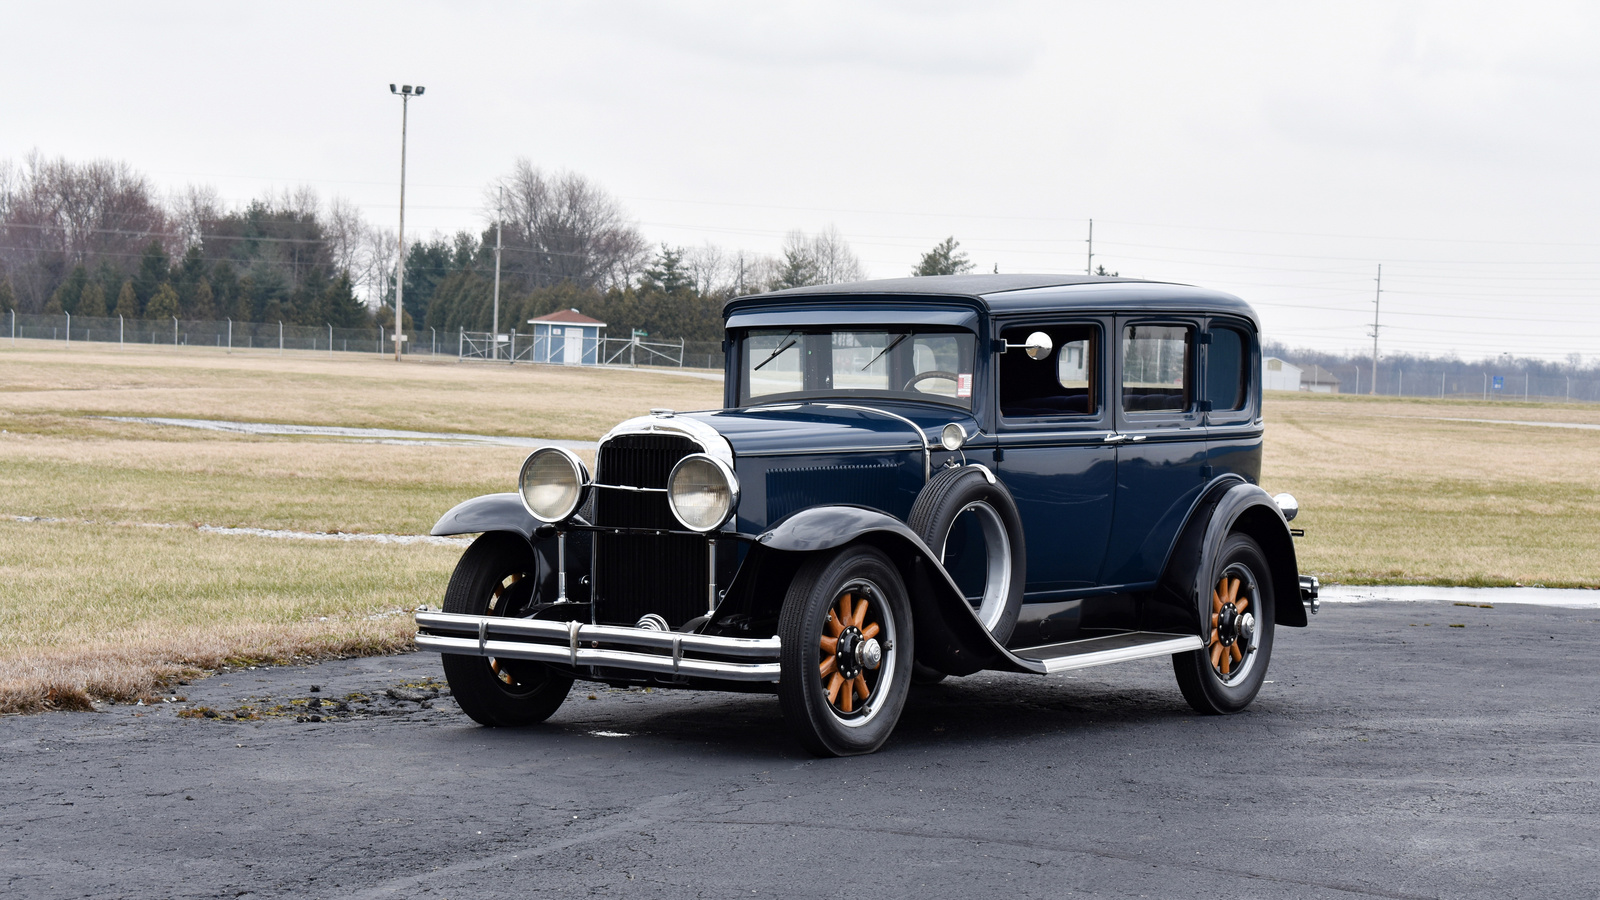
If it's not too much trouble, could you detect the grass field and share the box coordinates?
[2,338,1596,712]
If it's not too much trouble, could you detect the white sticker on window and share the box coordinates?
[956,373,972,397]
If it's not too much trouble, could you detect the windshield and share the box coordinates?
[739,328,977,409]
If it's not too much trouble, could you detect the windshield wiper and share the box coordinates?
[753,332,797,371]
[859,333,907,371]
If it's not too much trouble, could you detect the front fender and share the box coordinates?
[431,493,538,540]
[752,505,1040,676]
[1154,481,1305,633]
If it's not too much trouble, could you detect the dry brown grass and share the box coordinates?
[0,340,723,439]
[0,520,457,714]
[1262,391,1600,587]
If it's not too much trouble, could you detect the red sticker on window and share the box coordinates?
[956,373,972,397]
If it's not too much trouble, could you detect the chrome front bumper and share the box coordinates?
[414,611,781,682]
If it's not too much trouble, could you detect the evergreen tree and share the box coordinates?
[774,243,820,290]
[46,265,89,313]
[77,283,108,318]
[132,242,171,308]
[639,245,694,296]
[145,283,179,320]
[191,280,215,320]
[93,262,123,314]
[0,275,16,312]
[912,237,974,276]
[321,273,370,328]
[1093,264,1120,277]
[114,281,139,318]
[210,262,241,320]
[173,246,208,316]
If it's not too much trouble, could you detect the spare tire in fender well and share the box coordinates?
[729,505,1019,676]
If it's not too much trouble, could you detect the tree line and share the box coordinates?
[1,152,999,343]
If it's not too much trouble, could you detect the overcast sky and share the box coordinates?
[5,1,1598,362]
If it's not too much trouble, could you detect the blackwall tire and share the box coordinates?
[1173,532,1276,715]
[439,532,574,727]
[907,465,1026,646]
[777,545,914,757]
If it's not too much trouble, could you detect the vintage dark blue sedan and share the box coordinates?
[416,274,1318,755]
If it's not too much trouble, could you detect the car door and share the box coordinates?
[992,318,1117,595]
[1100,316,1208,588]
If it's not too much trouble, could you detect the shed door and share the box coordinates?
[563,329,583,365]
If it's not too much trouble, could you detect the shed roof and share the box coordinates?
[528,308,607,327]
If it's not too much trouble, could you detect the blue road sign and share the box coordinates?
[1492,375,1504,391]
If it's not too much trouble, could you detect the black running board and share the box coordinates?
[1008,631,1204,675]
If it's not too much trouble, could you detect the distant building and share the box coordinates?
[1262,357,1302,392]
[1300,364,1342,394]
[527,309,606,365]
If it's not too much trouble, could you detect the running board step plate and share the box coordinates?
[1013,632,1204,674]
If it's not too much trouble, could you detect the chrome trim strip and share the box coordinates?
[817,403,931,482]
[597,414,733,468]
[737,444,924,458]
[416,634,781,682]
[417,611,781,659]
[1030,635,1204,674]
[591,482,669,493]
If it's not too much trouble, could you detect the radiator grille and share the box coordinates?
[592,433,707,627]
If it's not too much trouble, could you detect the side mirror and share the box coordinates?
[1003,331,1054,358]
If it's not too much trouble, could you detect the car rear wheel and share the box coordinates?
[440,532,574,727]
[1173,532,1276,714]
[777,545,914,757]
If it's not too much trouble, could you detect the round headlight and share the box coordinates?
[667,454,739,533]
[518,447,590,523]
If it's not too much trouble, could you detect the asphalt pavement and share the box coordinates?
[3,600,1597,899]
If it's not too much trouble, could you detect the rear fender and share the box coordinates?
[1152,481,1305,633]
[720,505,1032,676]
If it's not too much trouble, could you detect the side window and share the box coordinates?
[1206,328,1249,412]
[1000,324,1099,418]
[1121,324,1192,413]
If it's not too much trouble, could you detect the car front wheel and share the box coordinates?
[777,545,914,756]
[1172,532,1276,714]
[440,532,574,726]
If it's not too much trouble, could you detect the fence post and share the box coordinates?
[509,331,517,364]
[65,312,70,348]
[1525,373,1529,401]
[679,337,686,367]
[329,324,333,357]
[378,326,383,355]
[9,308,13,346]
[278,321,283,355]
[227,318,232,351]
[458,327,463,362]
[1482,372,1487,400]
[173,316,178,346]
[119,314,124,348]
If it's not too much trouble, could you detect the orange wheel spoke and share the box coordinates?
[820,656,837,679]
[1229,643,1243,664]
[853,673,869,705]
[840,678,854,713]
[820,635,838,654]
[1209,629,1220,646]
[853,596,868,629]
[1212,589,1224,613]
[825,612,843,638]
[860,622,880,640]
[1211,613,1219,628]
[826,672,844,704]
[1226,577,1240,606]
[1220,645,1232,675]
[1236,597,1249,614]
[837,593,854,628]
[1210,642,1224,668]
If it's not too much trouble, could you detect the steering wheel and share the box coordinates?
[903,370,960,392]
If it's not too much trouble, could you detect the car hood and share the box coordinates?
[680,403,976,457]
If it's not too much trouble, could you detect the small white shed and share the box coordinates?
[1262,357,1302,392]
[527,309,606,365]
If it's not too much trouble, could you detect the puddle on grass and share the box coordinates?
[97,417,598,449]
[6,514,470,547]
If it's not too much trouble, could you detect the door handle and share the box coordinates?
[1103,433,1147,444]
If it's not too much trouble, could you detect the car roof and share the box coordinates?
[725,274,1258,326]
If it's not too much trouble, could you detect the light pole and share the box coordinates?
[389,82,425,362]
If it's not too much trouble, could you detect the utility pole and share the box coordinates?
[1086,219,1094,275]
[389,83,425,362]
[492,185,503,361]
[1369,263,1382,395]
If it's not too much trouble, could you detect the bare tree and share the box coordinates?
[491,160,647,292]
[771,225,865,290]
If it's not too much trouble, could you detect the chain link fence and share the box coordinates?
[5,310,723,370]
[1323,365,1600,403]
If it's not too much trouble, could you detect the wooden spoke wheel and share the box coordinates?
[1207,567,1260,685]
[818,587,886,717]
[1173,533,1275,715]
[440,532,574,727]
[779,545,915,757]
